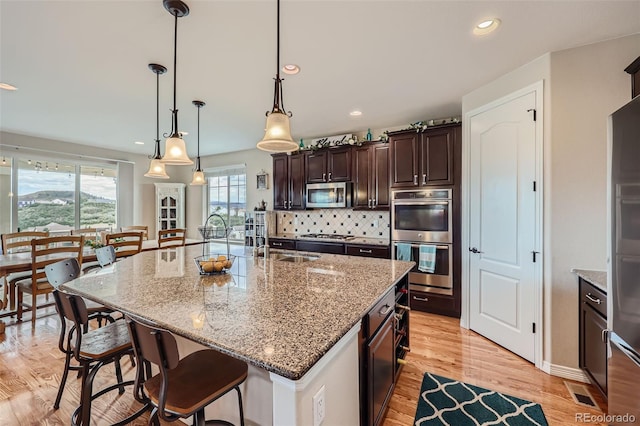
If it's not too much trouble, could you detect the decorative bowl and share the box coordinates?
[194,254,235,275]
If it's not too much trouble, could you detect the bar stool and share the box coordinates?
[52,288,147,425]
[126,315,247,426]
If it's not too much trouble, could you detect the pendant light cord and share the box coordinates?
[197,105,200,158]
[155,69,160,156]
[167,10,180,138]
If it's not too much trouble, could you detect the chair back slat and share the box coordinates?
[53,290,89,326]
[44,258,81,288]
[95,245,117,267]
[105,232,143,258]
[158,228,186,248]
[1,231,49,253]
[126,317,180,369]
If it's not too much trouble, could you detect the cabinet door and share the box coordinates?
[368,314,395,426]
[306,151,327,183]
[328,148,351,182]
[352,145,372,209]
[420,128,453,186]
[581,305,608,395]
[272,155,289,210]
[372,144,390,209]
[289,155,306,210]
[389,133,419,188]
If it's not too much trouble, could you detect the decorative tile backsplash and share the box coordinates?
[276,209,390,238]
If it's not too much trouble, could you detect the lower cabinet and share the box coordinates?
[345,244,390,259]
[268,238,296,250]
[367,314,395,426]
[579,278,608,398]
[296,240,344,254]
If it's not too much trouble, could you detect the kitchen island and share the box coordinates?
[60,244,413,426]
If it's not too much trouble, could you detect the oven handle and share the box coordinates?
[392,201,451,206]
[393,242,450,250]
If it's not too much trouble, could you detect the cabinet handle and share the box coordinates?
[273,242,282,247]
[413,296,429,302]
[328,172,332,181]
[413,175,418,185]
[359,249,373,254]
[372,198,376,208]
[368,199,372,208]
[379,304,393,316]
[422,174,427,184]
[585,293,602,304]
[322,173,326,181]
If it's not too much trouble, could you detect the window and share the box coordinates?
[207,167,246,243]
[9,157,117,234]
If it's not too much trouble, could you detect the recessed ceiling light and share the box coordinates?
[282,64,300,75]
[0,83,18,91]
[134,141,145,145]
[350,110,362,116]
[473,18,501,35]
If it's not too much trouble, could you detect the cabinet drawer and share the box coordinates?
[345,244,390,259]
[366,288,395,339]
[580,278,607,318]
[269,239,296,250]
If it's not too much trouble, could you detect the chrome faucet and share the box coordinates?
[253,213,270,258]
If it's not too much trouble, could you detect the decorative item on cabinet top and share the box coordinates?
[405,117,461,133]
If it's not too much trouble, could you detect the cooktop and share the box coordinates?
[300,233,355,241]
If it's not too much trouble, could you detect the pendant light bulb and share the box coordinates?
[257,0,298,153]
[160,0,193,165]
[190,100,206,186]
[145,63,170,179]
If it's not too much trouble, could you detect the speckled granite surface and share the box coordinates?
[61,244,413,380]
[572,269,607,293]
[270,233,390,247]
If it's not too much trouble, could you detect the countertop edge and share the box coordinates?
[571,268,607,293]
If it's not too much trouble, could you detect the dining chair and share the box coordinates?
[158,228,186,248]
[53,290,147,425]
[120,225,149,240]
[95,245,117,267]
[126,315,247,426]
[1,231,49,312]
[104,232,143,259]
[44,258,117,409]
[15,235,84,324]
[70,228,98,238]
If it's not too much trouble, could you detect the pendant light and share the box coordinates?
[144,63,170,179]
[190,100,206,185]
[160,0,193,165]
[256,0,298,153]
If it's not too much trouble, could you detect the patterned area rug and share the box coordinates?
[414,373,549,426]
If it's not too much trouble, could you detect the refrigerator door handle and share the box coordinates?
[611,334,640,368]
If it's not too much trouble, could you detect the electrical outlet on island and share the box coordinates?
[313,385,326,426]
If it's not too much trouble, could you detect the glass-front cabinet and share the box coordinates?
[154,183,185,233]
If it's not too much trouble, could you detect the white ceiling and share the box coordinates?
[1,1,639,157]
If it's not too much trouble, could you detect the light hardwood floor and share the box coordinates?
[0,308,606,425]
[383,311,607,426]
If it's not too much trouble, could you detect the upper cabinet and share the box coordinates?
[389,124,460,188]
[273,153,306,211]
[352,143,390,210]
[305,147,351,183]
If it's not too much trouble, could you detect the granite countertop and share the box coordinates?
[270,233,390,247]
[572,269,607,293]
[61,244,413,380]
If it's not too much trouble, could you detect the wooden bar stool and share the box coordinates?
[126,315,247,426]
[53,290,147,425]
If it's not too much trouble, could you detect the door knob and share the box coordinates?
[469,247,483,254]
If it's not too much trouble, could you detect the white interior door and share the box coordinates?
[468,90,538,363]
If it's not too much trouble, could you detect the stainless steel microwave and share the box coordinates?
[306,182,352,208]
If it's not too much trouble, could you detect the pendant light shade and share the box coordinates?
[160,0,193,165]
[257,0,298,153]
[190,100,206,186]
[144,63,170,179]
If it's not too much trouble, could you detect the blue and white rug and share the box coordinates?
[414,373,549,426]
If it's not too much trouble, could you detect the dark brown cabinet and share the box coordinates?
[296,240,344,254]
[624,55,640,99]
[367,314,395,426]
[268,238,296,250]
[272,153,306,210]
[579,278,608,398]
[353,143,390,210]
[389,124,459,188]
[345,244,390,259]
[305,148,351,183]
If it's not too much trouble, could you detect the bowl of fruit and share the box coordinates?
[194,254,235,275]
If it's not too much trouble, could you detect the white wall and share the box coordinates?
[462,33,640,369]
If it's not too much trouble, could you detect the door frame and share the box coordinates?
[460,81,544,369]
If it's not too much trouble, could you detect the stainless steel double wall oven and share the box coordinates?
[391,188,453,295]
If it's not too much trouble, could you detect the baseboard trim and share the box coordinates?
[541,361,590,383]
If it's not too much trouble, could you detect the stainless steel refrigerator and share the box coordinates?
[608,94,640,423]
